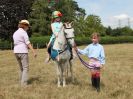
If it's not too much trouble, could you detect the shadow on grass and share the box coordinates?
[66,77,80,85]
[0,95,5,99]
[88,81,105,88]
[101,82,105,88]
[28,76,41,85]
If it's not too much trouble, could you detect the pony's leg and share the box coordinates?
[69,60,74,82]
[62,62,67,87]
[62,76,66,87]
[57,77,61,87]
[56,62,61,87]
[66,62,69,78]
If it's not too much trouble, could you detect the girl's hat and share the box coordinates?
[19,20,30,26]
[52,11,62,18]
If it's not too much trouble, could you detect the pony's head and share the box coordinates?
[64,22,75,38]
[64,21,73,29]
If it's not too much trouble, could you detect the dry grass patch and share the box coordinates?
[0,44,133,99]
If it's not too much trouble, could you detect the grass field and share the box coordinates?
[0,44,133,99]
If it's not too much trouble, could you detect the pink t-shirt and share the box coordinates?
[13,28,30,53]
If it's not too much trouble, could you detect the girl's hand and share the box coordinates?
[55,33,58,38]
[100,64,103,68]
[100,65,105,71]
[74,47,78,51]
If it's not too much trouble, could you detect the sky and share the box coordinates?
[75,0,133,28]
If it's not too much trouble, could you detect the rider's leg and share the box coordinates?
[45,41,51,63]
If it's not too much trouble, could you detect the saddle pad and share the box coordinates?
[51,49,59,60]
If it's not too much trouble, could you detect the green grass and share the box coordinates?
[0,44,133,99]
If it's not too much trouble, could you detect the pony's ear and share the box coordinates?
[63,23,67,28]
[70,21,74,26]
[63,23,65,26]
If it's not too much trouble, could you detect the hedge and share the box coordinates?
[0,36,133,49]
[0,41,12,50]
[75,36,133,45]
[30,36,50,48]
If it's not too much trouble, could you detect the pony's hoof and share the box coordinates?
[63,83,66,87]
[58,85,61,87]
[63,85,66,87]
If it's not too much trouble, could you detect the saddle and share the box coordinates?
[50,39,71,60]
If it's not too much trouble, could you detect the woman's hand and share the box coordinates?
[33,51,37,58]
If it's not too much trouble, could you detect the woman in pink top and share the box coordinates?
[13,20,37,86]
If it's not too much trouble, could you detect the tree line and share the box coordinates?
[0,0,133,41]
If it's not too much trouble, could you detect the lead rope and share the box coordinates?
[75,50,94,69]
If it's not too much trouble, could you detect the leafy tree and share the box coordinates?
[0,0,34,40]
[110,26,133,36]
[29,0,51,36]
[105,26,113,35]
[74,16,87,36]
[111,28,122,36]
[85,15,105,35]
[75,15,105,37]
[121,26,133,36]
[29,0,86,36]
